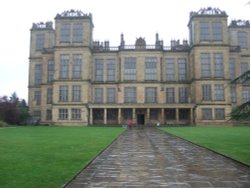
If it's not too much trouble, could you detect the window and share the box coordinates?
[59,85,68,102]
[60,55,69,79]
[71,108,81,119]
[107,59,116,81]
[202,108,212,120]
[47,88,52,104]
[214,53,224,78]
[60,24,70,42]
[212,22,222,41]
[72,54,82,79]
[150,109,158,120]
[215,108,225,120]
[72,85,81,102]
[94,88,103,103]
[214,84,224,101]
[72,23,83,42]
[229,58,236,80]
[107,88,116,103]
[124,57,136,81]
[145,87,157,103]
[95,59,104,81]
[201,53,211,78]
[231,86,237,103]
[47,60,54,82]
[200,22,210,41]
[46,109,52,120]
[36,33,45,50]
[242,88,250,103]
[238,31,248,49]
[35,64,43,85]
[241,62,248,74]
[178,58,187,80]
[145,57,157,80]
[165,58,175,81]
[59,109,68,119]
[124,87,136,103]
[34,91,41,105]
[202,85,211,101]
[179,87,188,103]
[166,88,175,103]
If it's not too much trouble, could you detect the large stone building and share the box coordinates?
[28,8,250,126]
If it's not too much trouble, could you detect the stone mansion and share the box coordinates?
[28,7,250,126]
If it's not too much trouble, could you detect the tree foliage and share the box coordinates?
[0,92,29,125]
[230,70,250,121]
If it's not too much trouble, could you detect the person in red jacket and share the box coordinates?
[127,120,133,129]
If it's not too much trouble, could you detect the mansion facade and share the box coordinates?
[28,8,250,126]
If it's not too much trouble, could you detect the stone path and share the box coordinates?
[64,128,250,188]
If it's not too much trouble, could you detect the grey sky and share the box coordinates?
[0,0,249,101]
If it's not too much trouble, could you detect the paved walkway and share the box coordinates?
[64,128,250,188]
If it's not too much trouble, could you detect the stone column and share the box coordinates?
[176,108,179,124]
[147,108,150,125]
[89,108,93,125]
[132,108,136,123]
[161,108,165,124]
[104,108,107,125]
[118,108,121,124]
[190,108,193,125]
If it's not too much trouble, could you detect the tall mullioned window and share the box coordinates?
[179,87,188,103]
[72,85,81,102]
[178,58,187,80]
[59,109,68,119]
[165,58,175,81]
[145,87,157,103]
[124,57,136,81]
[71,108,81,119]
[107,88,116,103]
[72,23,83,42]
[200,22,210,41]
[47,88,53,104]
[145,57,157,81]
[34,91,41,105]
[59,85,68,102]
[241,62,248,74]
[214,53,224,78]
[124,87,136,103]
[166,88,175,103]
[47,60,54,82]
[238,31,248,49]
[60,55,69,79]
[36,33,45,50]
[35,64,43,85]
[60,24,70,42]
[215,108,225,120]
[212,22,223,41]
[201,53,211,78]
[95,59,104,81]
[229,58,236,80]
[202,85,211,101]
[106,59,116,81]
[214,84,224,101]
[94,88,103,103]
[202,108,212,120]
[72,54,82,79]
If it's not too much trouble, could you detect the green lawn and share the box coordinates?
[161,126,250,165]
[0,126,124,188]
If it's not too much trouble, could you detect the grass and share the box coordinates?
[0,126,124,188]
[161,126,250,165]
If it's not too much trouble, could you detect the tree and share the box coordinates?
[230,70,250,120]
[0,93,29,125]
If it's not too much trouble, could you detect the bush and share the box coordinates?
[0,120,9,127]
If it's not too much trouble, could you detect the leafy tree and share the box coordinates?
[0,93,29,125]
[230,70,250,120]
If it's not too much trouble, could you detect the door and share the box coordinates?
[137,114,145,125]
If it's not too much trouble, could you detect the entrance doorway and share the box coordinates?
[137,114,145,125]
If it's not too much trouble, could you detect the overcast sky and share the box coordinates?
[0,0,249,101]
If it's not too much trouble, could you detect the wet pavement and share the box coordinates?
[64,128,250,188]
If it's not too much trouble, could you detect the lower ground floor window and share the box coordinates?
[59,109,68,119]
[71,108,81,119]
[202,108,212,120]
[46,109,52,120]
[215,108,225,120]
